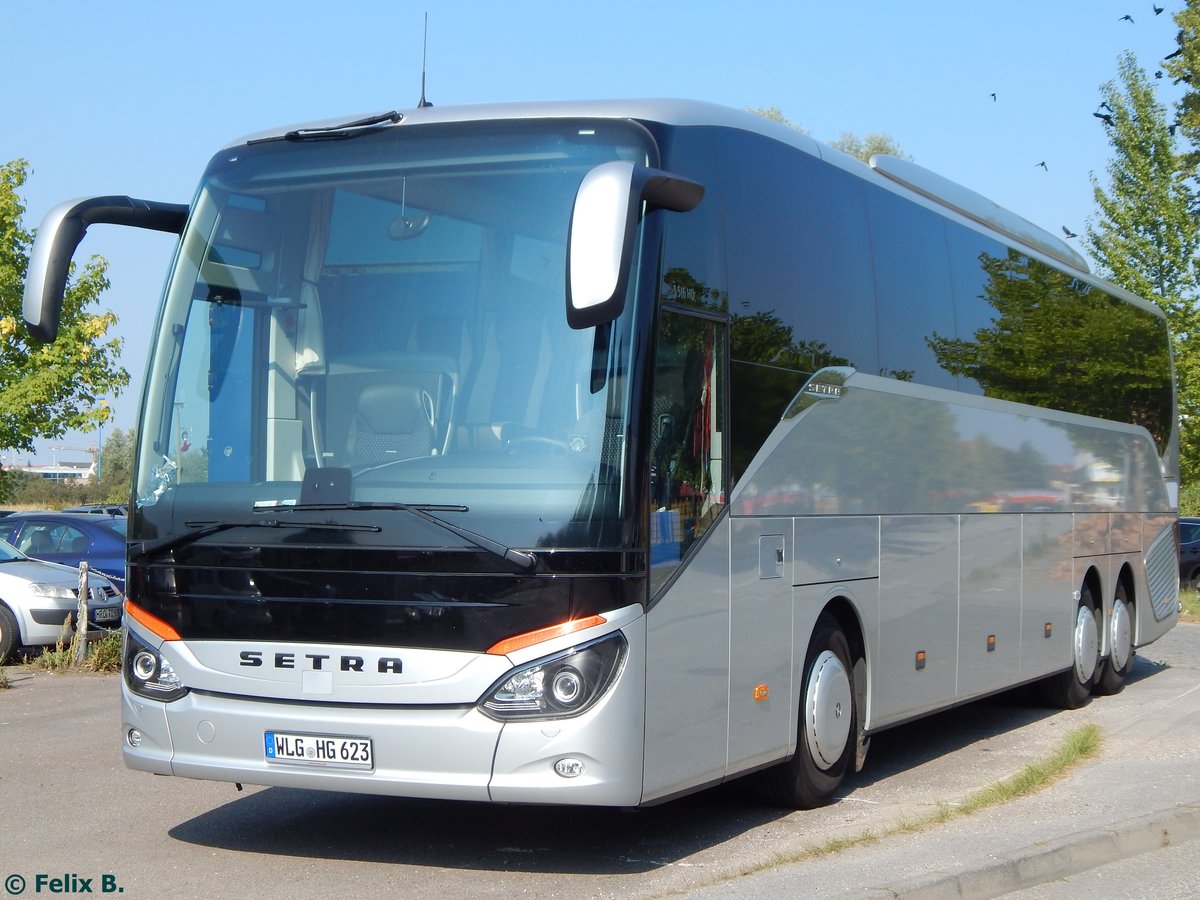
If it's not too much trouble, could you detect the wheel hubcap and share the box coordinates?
[1110,598,1132,672]
[805,650,852,770]
[1073,605,1099,683]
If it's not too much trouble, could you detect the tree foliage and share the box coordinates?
[1090,50,1200,482]
[746,107,911,163]
[1166,0,1200,178]
[827,131,913,163]
[0,160,129,498]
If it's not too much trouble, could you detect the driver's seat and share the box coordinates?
[346,382,437,466]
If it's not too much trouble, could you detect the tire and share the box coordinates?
[1186,566,1200,592]
[1095,581,1135,696]
[761,612,857,808]
[0,603,19,665]
[1039,582,1100,709]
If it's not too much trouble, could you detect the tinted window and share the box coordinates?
[866,186,956,389]
[936,227,1174,453]
[656,127,727,317]
[714,131,878,481]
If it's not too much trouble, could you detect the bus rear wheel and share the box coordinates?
[761,612,856,808]
[1095,582,1135,696]
[1039,583,1099,709]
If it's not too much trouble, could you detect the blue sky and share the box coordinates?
[3,0,1187,461]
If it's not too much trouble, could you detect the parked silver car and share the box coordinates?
[0,539,123,662]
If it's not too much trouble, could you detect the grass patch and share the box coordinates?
[1180,588,1200,623]
[953,722,1101,813]
[703,724,1103,888]
[26,621,122,674]
[0,667,9,689]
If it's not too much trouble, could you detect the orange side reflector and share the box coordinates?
[125,600,182,642]
[486,615,607,656]
[753,683,769,702]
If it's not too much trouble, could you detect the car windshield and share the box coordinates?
[0,540,25,562]
[134,119,654,551]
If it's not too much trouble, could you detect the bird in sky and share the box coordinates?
[1170,121,1182,135]
[1165,47,1183,60]
[1062,226,1078,239]
[1035,161,1048,171]
[1099,101,1114,112]
[1094,111,1116,126]
[1156,70,1164,79]
[1154,4,1165,15]
[1120,14,1135,23]
[990,92,997,102]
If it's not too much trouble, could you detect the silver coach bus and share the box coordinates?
[24,100,1179,808]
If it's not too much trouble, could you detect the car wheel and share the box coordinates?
[1186,566,1200,592]
[0,603,20,665]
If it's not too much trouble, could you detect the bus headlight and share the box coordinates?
[123,628,189,702]
[479,632,626,721]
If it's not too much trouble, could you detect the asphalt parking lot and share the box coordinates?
[1,624,1197,899]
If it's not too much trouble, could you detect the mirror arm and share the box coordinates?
[641,172,704,213]
[23,196,188,343]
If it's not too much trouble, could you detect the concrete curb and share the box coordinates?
[893,803,1200,899]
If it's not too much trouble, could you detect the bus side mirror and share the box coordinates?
[566,161,704,330]
[23,196,187,343]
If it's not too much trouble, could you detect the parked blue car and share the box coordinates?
[1180,517,1200,591]
[0,512,127,590]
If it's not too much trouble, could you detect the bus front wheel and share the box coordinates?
[762,612,856,808]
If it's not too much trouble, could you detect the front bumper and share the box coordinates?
[122,618,647,806]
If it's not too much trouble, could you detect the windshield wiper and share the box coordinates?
[256,500,537,571]
[132,518,381,563]
[281,110,403,142]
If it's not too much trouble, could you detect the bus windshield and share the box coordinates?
[134,120,655,552]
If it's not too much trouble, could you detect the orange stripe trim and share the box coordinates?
[124,600,182,642]
[486,615,607,656]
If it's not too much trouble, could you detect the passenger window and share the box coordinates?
[721,133,877,377]
[716,131,878,482]
[867,187,956,389]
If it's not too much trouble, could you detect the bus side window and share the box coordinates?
[649,310,726,594]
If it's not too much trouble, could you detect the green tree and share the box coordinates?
[1166,0,1200,178]
[97,427,136,503]
[1088,52,1200,482]
[827,131,913,163]
[0,160,129,499]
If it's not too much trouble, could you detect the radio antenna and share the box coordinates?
[417,12,433,108]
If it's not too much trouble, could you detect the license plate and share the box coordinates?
[92,607,121,623]
[264,731,374,770]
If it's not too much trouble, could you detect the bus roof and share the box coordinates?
[229,98,1149,311]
